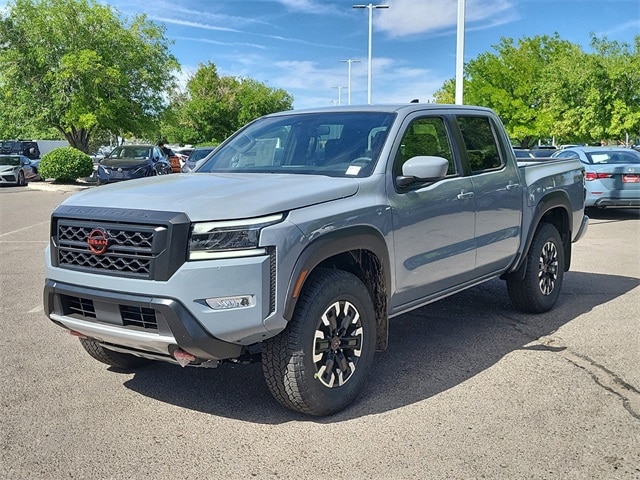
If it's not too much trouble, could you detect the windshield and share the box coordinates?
[108,146,152,159]
[0,155,20,166]
[196,112,395,178]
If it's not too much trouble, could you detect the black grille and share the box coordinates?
[56,221,162,278]
[120,305,158,330]
[59,294,158,331]
[61,295,97,318]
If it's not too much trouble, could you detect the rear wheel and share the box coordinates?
[507,223,564,313]
[79,338,151,369]
[262,268,376,416]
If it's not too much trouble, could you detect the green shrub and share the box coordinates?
[39,147,93,183]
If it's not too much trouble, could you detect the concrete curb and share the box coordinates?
[27,181,93,193]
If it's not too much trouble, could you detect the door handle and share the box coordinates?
[457,191,474,200]
[506,183,520,191]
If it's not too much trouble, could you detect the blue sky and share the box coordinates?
[4,0,640,109]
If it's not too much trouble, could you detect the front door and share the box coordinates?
[388,115,476,312]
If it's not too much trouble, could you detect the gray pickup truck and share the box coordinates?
[44,104,588,416]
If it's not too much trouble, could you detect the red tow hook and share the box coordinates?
[173,349,196,367]
[69,330,88,339]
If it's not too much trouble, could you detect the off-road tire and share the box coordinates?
[262,268,376,416]
[79,338,151,369]
[507,223,564,313]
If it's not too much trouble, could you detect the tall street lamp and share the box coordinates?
[332,86,348,105]
[455,0,466,104]
[353,3,388,104]
[339,59,361,105]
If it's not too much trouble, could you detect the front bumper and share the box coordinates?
[97,166,151,183]
[0,171,18,184]
[44,242,279,361]
[44,279,243,361]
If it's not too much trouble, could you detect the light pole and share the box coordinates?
[455,0,466,105]
[332,86,348,106]
[353,3,388,104]
[339,59,361,105]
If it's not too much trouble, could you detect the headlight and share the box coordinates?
[188,213,283,260]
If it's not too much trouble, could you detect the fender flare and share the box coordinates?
[282,225,391,322]
[509,190,572,278]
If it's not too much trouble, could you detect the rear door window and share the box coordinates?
[457,116,504,173]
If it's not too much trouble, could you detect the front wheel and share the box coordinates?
[79,338,151,369]
[17,171,26,186]
[507,223,564,313]
[262,268,376,416]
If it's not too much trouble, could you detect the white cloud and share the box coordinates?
[265,56,446,109]
[376,0,519,37]
[275,0,339,15]
[152,17,241,33]
[599,18,640,38]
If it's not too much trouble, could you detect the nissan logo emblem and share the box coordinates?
[87,228,109,255]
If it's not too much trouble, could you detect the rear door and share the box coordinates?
[455,115,523,275]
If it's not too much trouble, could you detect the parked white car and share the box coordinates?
[0,154,36,186]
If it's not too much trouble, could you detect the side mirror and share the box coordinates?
[396,156,449,187]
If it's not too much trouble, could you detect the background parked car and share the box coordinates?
[96,145,171,185]
[0,154,36,186]
[530,146,558,157]
[181,146,216,172]
[513,148,535,159]
[552,146,640,209]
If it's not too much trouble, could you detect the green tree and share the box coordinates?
[547,35,640,143]
[0,0,179,152]
[161,62,293,145]
[446,35,578,147]
[434,33,640,146]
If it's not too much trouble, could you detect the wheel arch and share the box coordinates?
[508,190,573,279]
[283,226,391,351]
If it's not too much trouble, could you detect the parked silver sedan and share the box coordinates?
[552,146,640,208]
[0,154,36,186]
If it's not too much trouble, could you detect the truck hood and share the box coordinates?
[61,173,359,221]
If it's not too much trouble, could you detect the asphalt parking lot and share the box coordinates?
[1,184,639,479]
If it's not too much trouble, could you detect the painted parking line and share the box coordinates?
[28,305,44,314]
[0,220,49,238]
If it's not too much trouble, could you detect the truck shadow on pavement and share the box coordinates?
[121,271,639,423]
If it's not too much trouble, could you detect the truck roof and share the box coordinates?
[268,103,496,117]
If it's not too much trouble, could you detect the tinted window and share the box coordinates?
[394,117,455,176]
[457,116,503,172]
